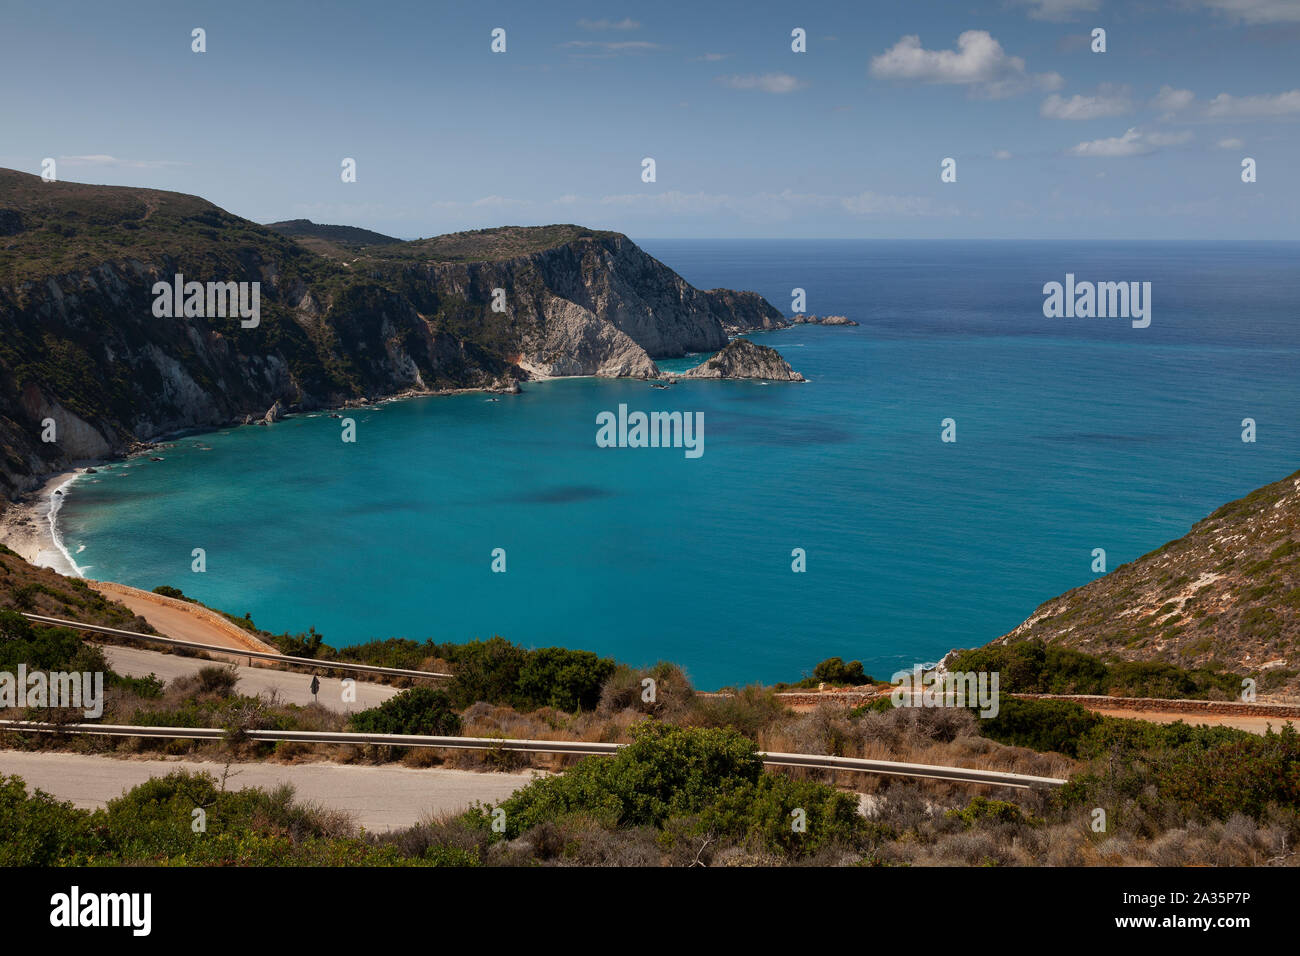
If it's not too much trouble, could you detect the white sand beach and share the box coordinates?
[0,469,83,575]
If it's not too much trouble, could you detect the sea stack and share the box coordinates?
[679,338,805,381]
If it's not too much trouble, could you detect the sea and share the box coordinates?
[53,240,1300,689]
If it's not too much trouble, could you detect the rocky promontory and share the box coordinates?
[0,169,791,495]
[679,338,805,381]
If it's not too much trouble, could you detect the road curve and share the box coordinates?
[0,749,535,831]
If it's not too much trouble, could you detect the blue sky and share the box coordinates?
[3,0,1298,239]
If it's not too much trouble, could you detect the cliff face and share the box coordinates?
[993,467,1300,693]
[0,170,788,495]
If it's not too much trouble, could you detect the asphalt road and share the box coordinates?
[0,750,536,831]
[101,644,401,712]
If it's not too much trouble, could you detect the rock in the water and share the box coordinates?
[263,400,285,424]
[679,338,805,381]
[790,314,858,326]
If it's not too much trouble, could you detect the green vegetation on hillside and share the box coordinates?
[949,638,1243,700]
[995,466,1300,690]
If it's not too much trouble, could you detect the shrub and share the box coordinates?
[444,637,526,709]
[443,637,616,712]
[690,684,788,739]
[0,610,107,674]
[349,687,461,736]
[195,664,240,696]
[467,723,872,858]
[976,696,1102,757]
[948,639,1240,699]
[0,775,95,865]
[515,646,616,712]
[946,796,1036,829]
[1063,720,1300,826]
[472,723,763,838]
[812,657,871,685]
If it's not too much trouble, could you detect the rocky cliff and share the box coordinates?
[0,169,789,496]
[679,337,805,381]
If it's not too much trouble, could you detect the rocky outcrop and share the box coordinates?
[703,289,789,334]
[0,170,788,495]
[679,338,805,381]
[791,314,858,326]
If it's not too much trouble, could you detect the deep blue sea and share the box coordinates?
[57,241,1300,689]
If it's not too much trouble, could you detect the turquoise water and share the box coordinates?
[59,241,1300,688]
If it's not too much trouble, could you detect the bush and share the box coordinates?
[468,723,872,858]
[0,610,107,674]
[1063,721,1300,825]
[443,637,615,712]
[444,637,526,708]
[274,626,326,658]
[515,646,615,712]
[0,775,95,865]
[946,797,1036,829]
[598,661,696,719]
[690,684,788,739]
[948,639,1240,699]
[698,772,871,857]
[195,664,240,696]
[812,657,871,686]
[473,723,763,838]
[349,687,461,736]
[976,697,1102,757]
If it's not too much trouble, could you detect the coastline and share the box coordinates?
[0,468,86,576]
[0,331,808,572]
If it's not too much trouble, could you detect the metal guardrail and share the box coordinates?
[20,613,451,680]
[0,721,1067,788]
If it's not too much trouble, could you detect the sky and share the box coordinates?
[3,0,1299,239]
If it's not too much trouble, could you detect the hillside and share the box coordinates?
[0,544,151,633]
[993,467,1300,694]
[263,219,400,247]
[0,169,788,497]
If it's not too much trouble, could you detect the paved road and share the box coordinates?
[101,645,400,712]
[0,750,536,831]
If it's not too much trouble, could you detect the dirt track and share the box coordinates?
[90,580,277,653]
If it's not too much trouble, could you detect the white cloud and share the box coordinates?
[1151,85,1196,113]
[1067,127,1192,156]
[1150,86,1300,120]
[1040,86,1133,119]
[1206,90,1300,117]
[1010,0,1101,21]
[870,31,1062,98]
[716,73,807,93]
[576,18,641,31]
[695,52,730,61]
[1194,0,1300,23]
[1145,130,1196,146]
[994,149,1014,159]
[561,40,660,54]
[1217,137,1245,149]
